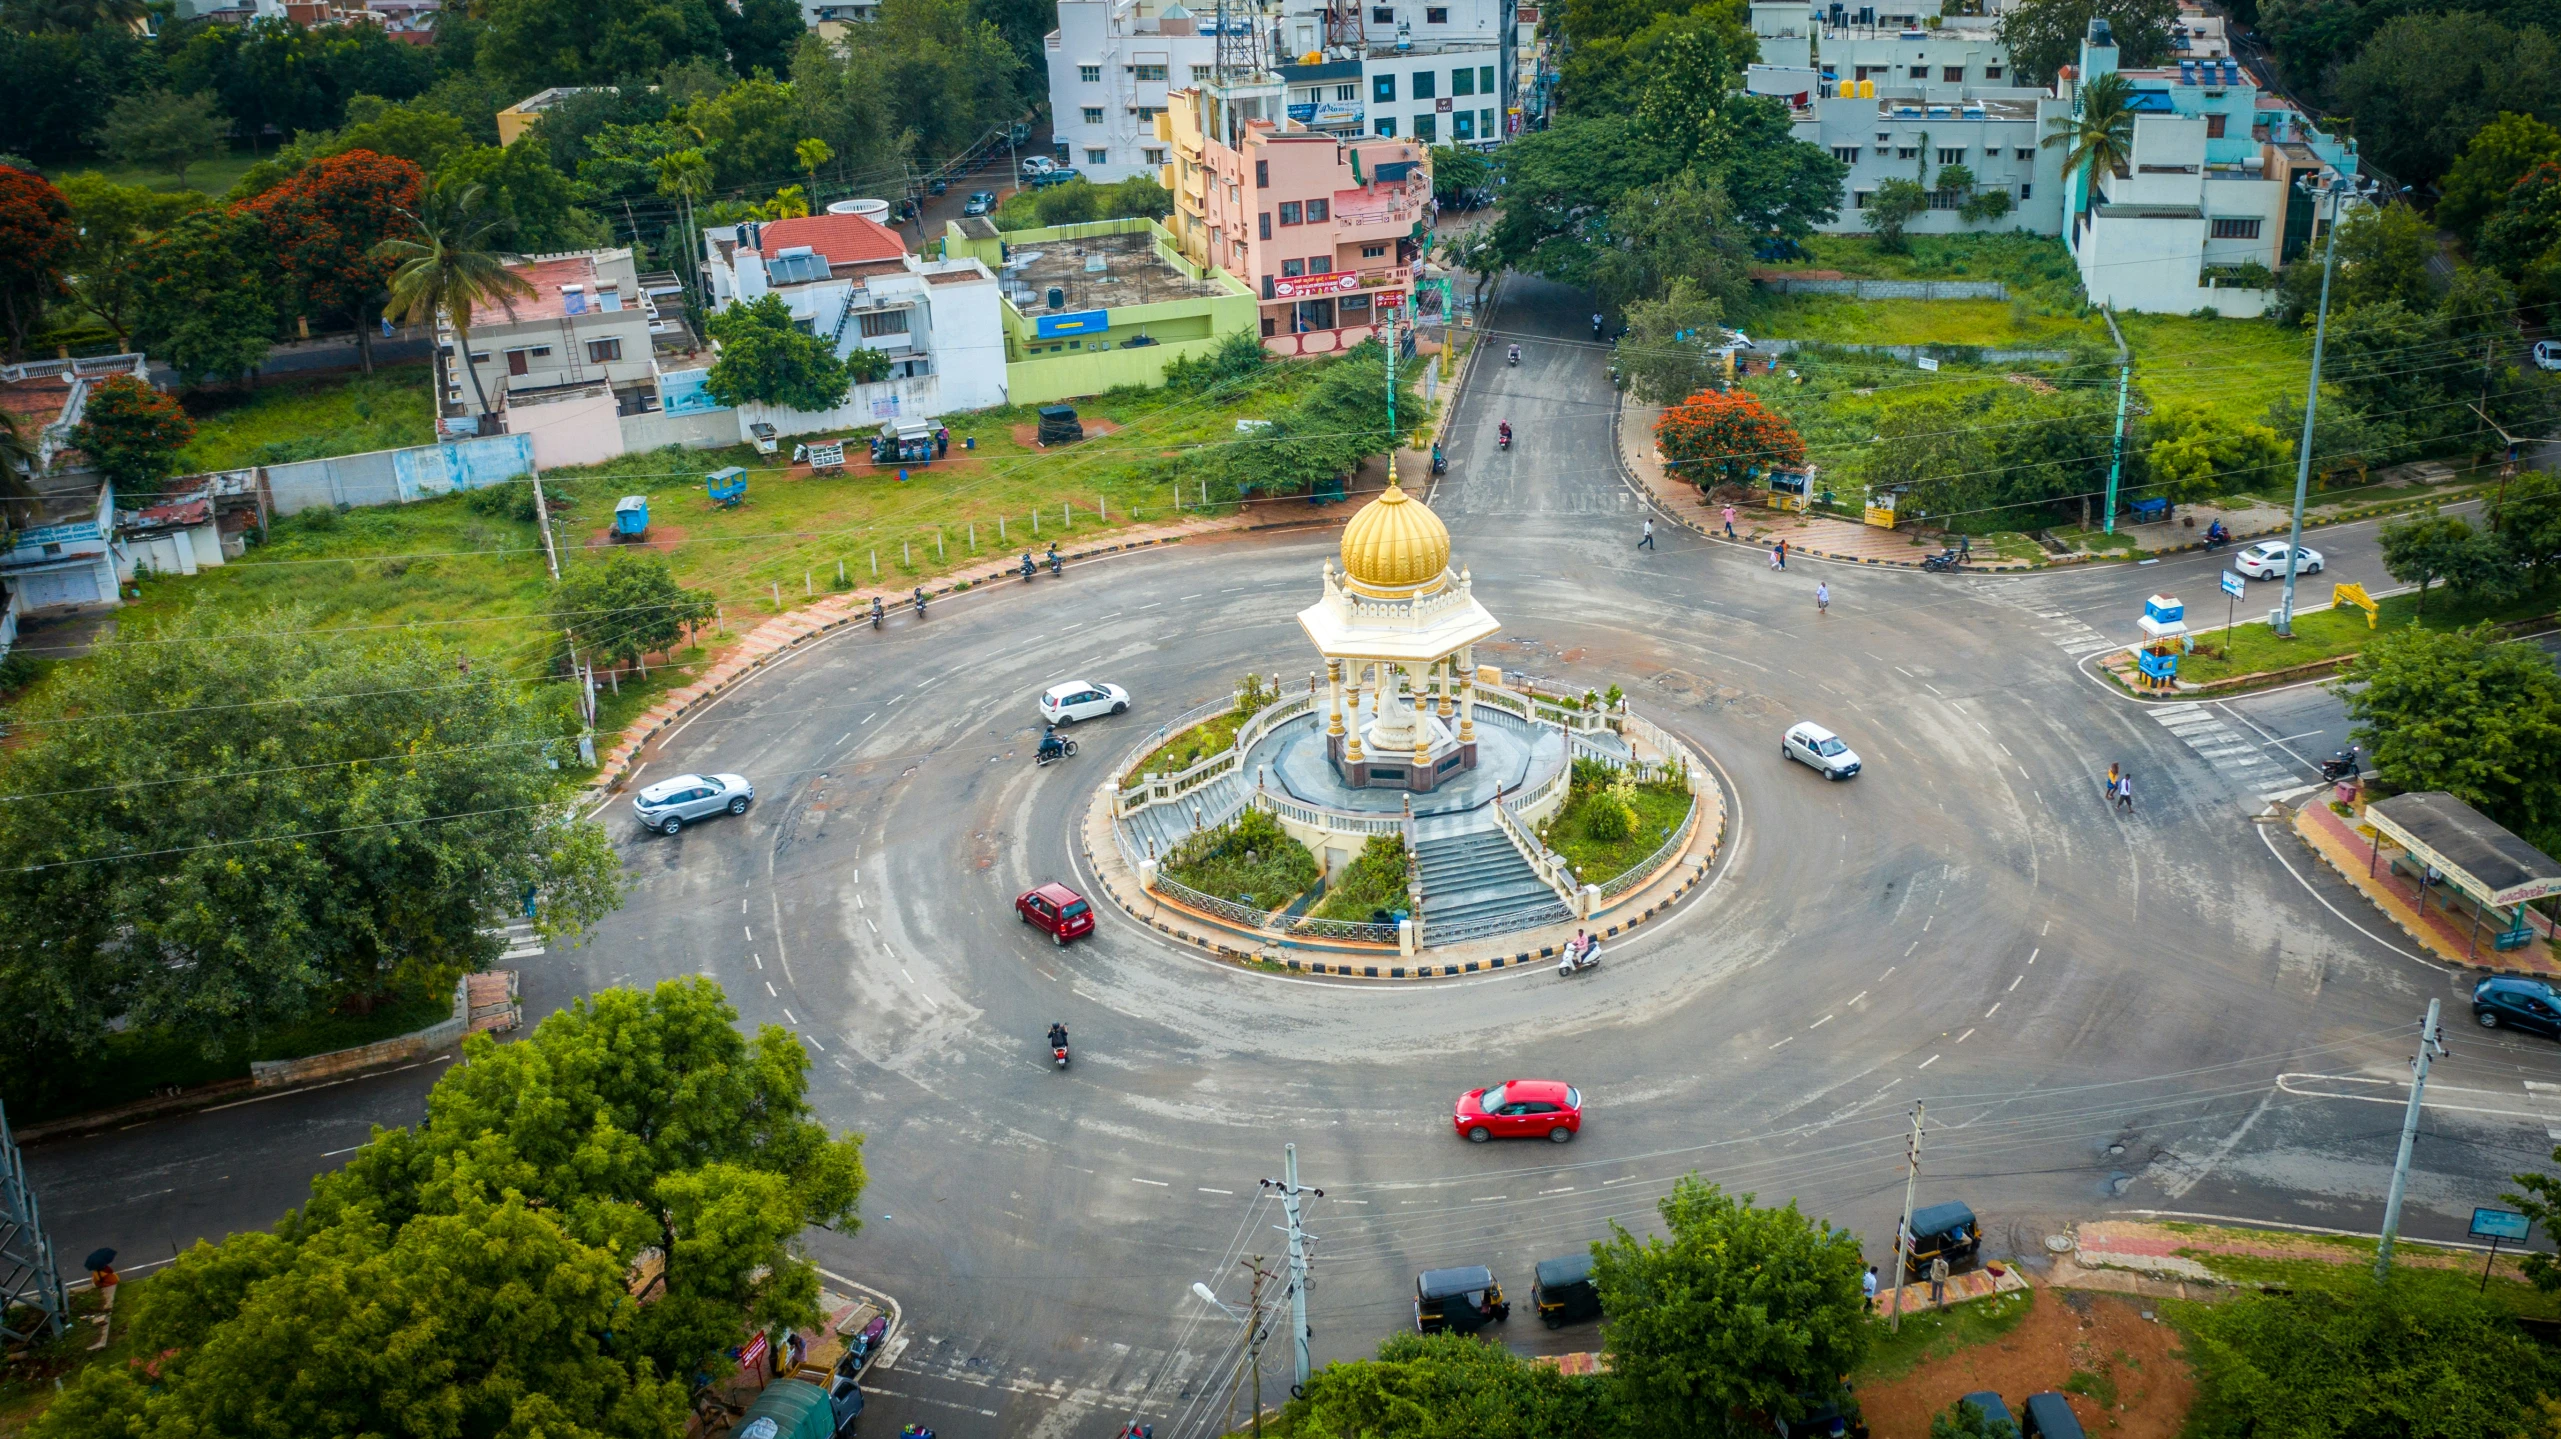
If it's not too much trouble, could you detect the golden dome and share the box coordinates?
[1339,480,1451,594]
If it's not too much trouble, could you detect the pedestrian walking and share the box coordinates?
[1769,544,1784,570]
[1639,516,1656,550]
[1776,538,1788,570]
[1722,504,1737,539]
[1928,1254,1949,1308]
[1815,581,1830,615]
[1862,1264,1879,1313]
[2116,774,2134,812]
[2105,762,2120,804]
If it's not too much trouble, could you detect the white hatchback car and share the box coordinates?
[2534,339,2561,373]
[1783,722,1862,780]
[633,772,754,835]
[1039,680,1131,724]
[2233,540,2324,579]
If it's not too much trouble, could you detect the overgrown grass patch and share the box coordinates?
[1853,1286,2037,1384]
[2166,586,2555,685]
[2116,314,2312,428]
[1159,806,1319,912]
[1541,762,1693,887]
[175,362,438,473]
[1310,834,1409,921]
[57,148,267,197]
[0,1276,158,1435]
[1736,294,2100,349]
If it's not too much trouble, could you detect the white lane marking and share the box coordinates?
[1602,1176,1640,1186]
[1879,966,1896,980]
[1132,1178,1170,1187]
[745,924,754,939]
[2028,947,2040,963]
[1471,1195,1506,1203]
[837,732,851,745]
[765,981,778,996]
[1810,1014,1834,1029]
[1918,1054,1941,1070]
[783,1008,797,1024]
[1955,1028,1976,1043]
[805,1034,825,1051]
[1199,1187,1234,1195]
[2007,974,2023,991]
[1848,990,1869,1006]
[1768,1036,1795,1051]
[322,1143,369,1156]
[862,713,877,725]
[1984,1002,2001,1018]
[1541,1187,1577,1195]
[1904,941,1919,956]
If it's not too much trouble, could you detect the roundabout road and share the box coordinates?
[30,277,2561,1439]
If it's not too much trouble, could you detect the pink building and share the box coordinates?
[1163,88,1432,357]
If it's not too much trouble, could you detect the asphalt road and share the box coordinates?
[29,275,2561,1439]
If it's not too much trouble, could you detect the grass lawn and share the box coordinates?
[2157,1226,2561,1318]
[1309,835,1408,921]
[1159,806,1318,912]
[1543,775,1692,886]
[1854,1285,2037,1384]
[2116,313,2312,427]
[1124,706,1249,781]
[175,362,438,472]
[2167,586,2556,685]
[55,147,266,198]
[1735,293,2103,348]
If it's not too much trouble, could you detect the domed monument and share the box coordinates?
[1296,480,1501,792]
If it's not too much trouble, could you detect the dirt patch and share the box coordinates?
[1007,417,1123,448]
[1861,1291,2192,1439]
[583,523,692,552]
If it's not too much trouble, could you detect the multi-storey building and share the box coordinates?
[1745,0,2017,108]
[1791,91,2074,239]
[437,248,669,427]
[1161,84,1432,354]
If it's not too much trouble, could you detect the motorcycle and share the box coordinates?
[1557,941,1600,977]
[1498,427,1512,452]
[1053,1042,1070,1069]
[1430,444,1447,476]
[912,588,928,619]
[1021,554,1036,583]
[2202,525,2231,552]
[871,599,884,630]
[1047,549,1062,577]
[1920,549,1963,573]
[1036,732,1078,767]
[1507,345,1520,367]
[2320,746,2360,782]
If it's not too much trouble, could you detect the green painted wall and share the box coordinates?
[941,217,1260,404]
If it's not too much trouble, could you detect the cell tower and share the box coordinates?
[1323,0,1366,59]
[0,1100,68,1345]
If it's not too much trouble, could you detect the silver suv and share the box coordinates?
[633,772,754,835]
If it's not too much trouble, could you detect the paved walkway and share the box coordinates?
[1872,1262,2031,1317]
[2074,1217,2533,1283]
[2293,795,2560,977]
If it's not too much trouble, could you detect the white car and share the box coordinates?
[1782,721,1862,780]
[633,772,754,835]
[2233,541,2324,579]
[1039,680,1130,724]
[2534,339,2561,373]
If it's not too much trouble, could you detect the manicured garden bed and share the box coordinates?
[2165,589,2555,687]
[1541,761,1693,887]
[1309,834,1409,921]
[1158,806,1318,912]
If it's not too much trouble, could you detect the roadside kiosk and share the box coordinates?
[2134,593,2186,692]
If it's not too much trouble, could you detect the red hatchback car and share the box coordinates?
[1016,882,1095,946]
[1454,1080,1583,1143]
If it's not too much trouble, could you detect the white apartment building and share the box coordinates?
[439,248,667,427]
[1792,92,2073,239]
[1745,0,2017,107]
[1048,0,1514,179]
[700,210,1011,423]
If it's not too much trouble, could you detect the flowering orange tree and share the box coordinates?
[1653,387,1805,493]
[235,149,426,372]
[70,375,195,494]
[0,165,72,362]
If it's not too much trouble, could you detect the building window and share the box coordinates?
[1082,107,1104,124]
[1412,69,1435,99]
[1135,107,1156,121]
[1938,147,1964,164]
[1372,4,1392,18]
[1942,65,1963,81]
[2210,217,2262,239]
[1282,258,1305,276]
[1984,64,2002,78]
[1087,147,1109,163]
[1256,158,1268,187]
[1337,83,1358,100]
[2016,147,2035,159]
[1144,147,1167,164]
[1279,200,1302,225]
[1852,190,1871,208]
[1259,212,1272,239]
[1453,110,1474,139]
[1832,145,1859,162]
[1306,198,1329,221]
[1481,106,1494,134]
[1361,244,1385,257]
[1191,64,1213,80]
[2020,183,2031,199]
[1896,147,1916,159]
[1262,315,1277,337]
[1928,188,1963,209]
[1908,64,1927,78]
[586,337,622,363]
[1373,73,1396,102]
[1426,3,1446,17]
[859,309,909,337]
[1413,114,1436,141]
[1135,63,1167,81]
[1452,67,1474,96]
[2206,113,2227,138]
[1308,255,1330,273]
[1375,116,1395,135]
[1479,65,1494,91]
[1079,64,1101,82]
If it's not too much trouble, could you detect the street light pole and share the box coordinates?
[2375,999,2446,1281]
[2279,174,2348,637]
[1263,1145,1322,1395]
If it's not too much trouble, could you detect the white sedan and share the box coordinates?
[2534,339,2561,373]
[1039,680,1131,724]
[2233,541,2324,579]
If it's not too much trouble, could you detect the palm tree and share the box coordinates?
[654,149,716,304]
[2042,71,2138,238]
[376,182,534,426]
[795,137,833,201]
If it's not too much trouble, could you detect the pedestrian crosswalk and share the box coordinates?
[2146,703,2316,804]
[1963,580,2127,656]
[492,919,544,962]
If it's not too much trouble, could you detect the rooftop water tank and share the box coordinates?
[828,198,894,222]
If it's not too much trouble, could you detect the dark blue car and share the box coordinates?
[2474,976,2561,1037]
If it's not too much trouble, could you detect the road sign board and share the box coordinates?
[2221,570,2246,599]
[2472,1207,2532,1241]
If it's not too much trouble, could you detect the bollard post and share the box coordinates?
[969,522,976,552]
[1100,494,1107,522]
[937,530,944,559]
[771,582,781,611]
[837,559,846,586]
[999,515,1007,542]
[1064,502,1072,530]
[870,550,878,577]
[1033,509,1040,535]
[805,571,812,596]
[903,539,911,567]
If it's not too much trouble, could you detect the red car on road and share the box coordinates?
[1454,1080,1583,1143]
[1017,882,1095,946]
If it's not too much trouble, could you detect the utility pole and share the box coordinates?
[1241,1256,1272,1439]
[1385,326,1398,482]
[2102,360,2130,535]
[1262,1145,1322,1394]
[1889,1101,1924,1331]
[2375,999,2447,1281]
[2279,174,2348,637]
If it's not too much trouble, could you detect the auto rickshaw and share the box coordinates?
[1532,1253,1601,1328]
[1900,1200,1982,1276]
[1414,1266,1508,1334]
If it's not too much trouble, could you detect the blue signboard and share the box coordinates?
[2472,1207,2532,1241]
[1035,309,1110,338]
[2221,570,2246,600]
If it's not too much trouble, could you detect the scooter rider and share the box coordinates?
[1047,542,1061,576]
[1021,551,1036,580]
[1508,343,1521,365]
[870,595,885,628]
[1498,420,1513,449]
[912,585,927,616]
[1048,1021,1068,1049]
[1591,312,1604,338]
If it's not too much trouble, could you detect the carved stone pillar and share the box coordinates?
[1436,657,1454,718]
[1326,657,1344,737]
[1408,662,1432,766]
[1345,659,1366,763]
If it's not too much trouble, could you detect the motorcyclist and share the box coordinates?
[1498,420,1512,449]
[1039,724,1065,760]
[870,595,884,628]
[1048,1021,1068,1050]
[1047,543,1061,576]
[1591,312,1604,338]
[1021,551,1036,580]
[912,585,926,616]
[1430,441,1446,475]
[1507,343,1520,365]
[2204,518,2229,546]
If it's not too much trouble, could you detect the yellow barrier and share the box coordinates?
[2333,581,2378,629]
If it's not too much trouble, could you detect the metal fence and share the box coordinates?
[1597,795,1699,901]
[1148,869,1403,946]
[1428,901,1574,947]
[1151,871,1283,931]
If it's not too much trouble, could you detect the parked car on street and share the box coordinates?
[1020,155,1057,178]
[632,772,754,835]
[1415,1266,1508,1333]
[2233,540,2324,579]
[1016,882,1095,945]
[964,190,998,215]
[2474,975,2561,1036]
[1453,1079,1583,1143]
[1783,721,1862,780]
[1040,680,1130,724]
[2534,339,2561,372]
[1030,167,1085,188]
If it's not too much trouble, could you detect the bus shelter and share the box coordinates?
[2363,792,2561,958]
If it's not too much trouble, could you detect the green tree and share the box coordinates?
[378,180,533,420]
[0,410,38,537]
[2144,401,2288,500]
[705,291,852,411]
[276,94,474,173]
[1591,173,1752,316]
[2043,69,2136,232]
[2481,161,2561,304]
[55,173,203,348]
[1864,177,1931,253]
[1619,277,1736,404]
[2438,112,2561,241]
[795,134,831,195]
[130,207,275,385]
[0,605,623,1059]
[1998,0,2179,84]
[1278,1331,1615,1439]
[0,163,72,361]
[553,551,718,673]
[2276,203,2436,326]
[849,0,1024,158]
[716,0,805,77]
[2339,624,2561,846]
[434,138,606,254]
[0,24,166,166]
[92,87,225,187]
[2494,470,2561,595]
[685,76,801,189]
[2332,14,2560,189]
[1429,142,1492,206]
[1101,174,1173,219]
[2379,509,2509,617]
[470,0,725,92]
[1592,1176,1869,1437]
[1933,1398,2022,1439]
[67,373,192,494]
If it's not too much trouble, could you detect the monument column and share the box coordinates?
[1345,658,1366,764]
[1436,658,1455,719]
[1326,657,1344,737]
[1408,661,1432,766]
[1458,646,1476,743]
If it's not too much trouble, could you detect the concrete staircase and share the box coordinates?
[1119,772,1250,859]
[1414,829,1567,934]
